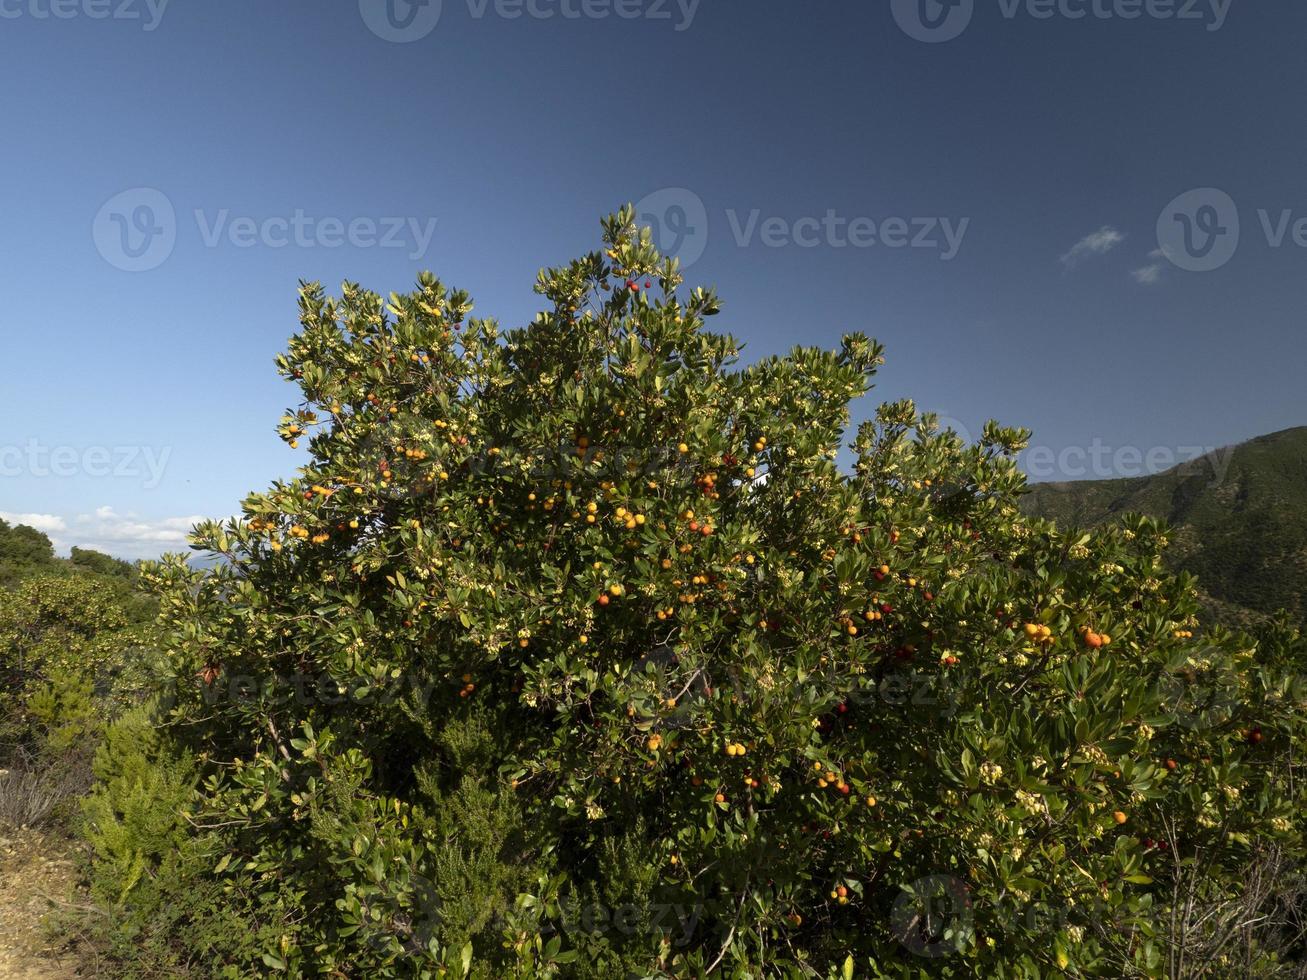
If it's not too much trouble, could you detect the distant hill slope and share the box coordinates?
[1021,426,1307,625]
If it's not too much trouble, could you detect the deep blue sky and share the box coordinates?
[2,0,1304,558]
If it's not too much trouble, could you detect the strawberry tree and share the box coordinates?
[138,207,1306,978]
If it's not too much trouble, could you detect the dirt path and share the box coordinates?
[0,828,82,978]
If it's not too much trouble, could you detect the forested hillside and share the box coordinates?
[1022,427,1307,626]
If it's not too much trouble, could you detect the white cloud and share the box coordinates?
[70,507,207,557]
[1061,226,1126,269]
[0,511,67,534]
[1131,248,1169,285]
[3,507,208,561]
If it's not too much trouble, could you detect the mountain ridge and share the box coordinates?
[1021,425,1307,625]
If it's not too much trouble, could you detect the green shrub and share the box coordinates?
[0,667,99,828]
[125,207,1306,977]
[1,568,158,763]
[82,705,196,904]
[70,547,139,581]
[0,517,57,587]
[79,704,280,978]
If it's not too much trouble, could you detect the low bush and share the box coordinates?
[76,703,275,978]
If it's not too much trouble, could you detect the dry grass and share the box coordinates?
[0,750,92,831]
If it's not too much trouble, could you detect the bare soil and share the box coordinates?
[0,827,82,978]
